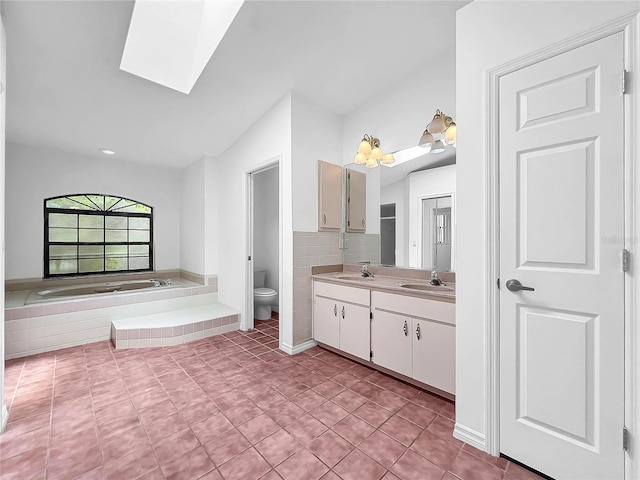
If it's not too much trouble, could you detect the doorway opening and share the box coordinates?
[245,161,281,340]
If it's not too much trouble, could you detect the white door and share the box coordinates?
[371,309,412,377]
[412,319,455,395]
[313,296,340,349]
[499,33,625,479]
[339,302,371,362]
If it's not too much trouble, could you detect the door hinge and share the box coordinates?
[622,69,628,94]
[370,350,373,359]
[623,427,629,451]
[370,311,373,320]
[248,255,252,261]
[497,278,500,289]
[347,221,351,227]
[622,249,630,272]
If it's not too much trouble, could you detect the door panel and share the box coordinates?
[313,296,339,348]
[339,303,371,361]
[413,319,455,395]
[499,32,625,479]
[371,309,412,377]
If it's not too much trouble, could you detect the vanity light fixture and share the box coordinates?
[418,109,456,153]
[99,148,116,155]
[354,134,395,169]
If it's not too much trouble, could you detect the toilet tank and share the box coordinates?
[254,270,266,288]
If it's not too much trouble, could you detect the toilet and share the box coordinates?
[253,270,278,321]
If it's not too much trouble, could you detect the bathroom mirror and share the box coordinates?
[343,147,455,269]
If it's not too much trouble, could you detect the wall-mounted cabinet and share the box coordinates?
[346,168,366,232]
[318,160,342,231]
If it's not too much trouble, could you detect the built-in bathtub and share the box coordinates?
[26,279,180,304]
[4,273,227,359]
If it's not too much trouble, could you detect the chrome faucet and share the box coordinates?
[429,270,443,286]
[361,264,374,278]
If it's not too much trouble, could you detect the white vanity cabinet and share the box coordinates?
[313,281,370,361]
[371,291,456,395]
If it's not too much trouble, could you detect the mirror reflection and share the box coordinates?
[343,148,455,271]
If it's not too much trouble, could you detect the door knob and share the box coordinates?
[506,279,535,292]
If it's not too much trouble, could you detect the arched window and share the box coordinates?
[44,194,153,277]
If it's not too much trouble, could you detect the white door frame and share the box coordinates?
[243,156,282,335]
[483,13,639,479]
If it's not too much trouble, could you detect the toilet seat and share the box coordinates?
[254,287,277,297]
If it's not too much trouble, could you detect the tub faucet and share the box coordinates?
[429,270,443,286]
[361,265,374,278]
[150,279,161,287]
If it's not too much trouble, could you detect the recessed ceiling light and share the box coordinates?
[99,148,116,155]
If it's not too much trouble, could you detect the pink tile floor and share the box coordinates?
[0,316,545,480]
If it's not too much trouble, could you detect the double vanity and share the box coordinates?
[312,265,455,400]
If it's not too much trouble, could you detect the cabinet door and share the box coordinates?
[318,160,342,230]
[371,309,412,377]
[313,296,340,348]
[346,168,366,232]
[412,319,456,394]
[339,302,370,361]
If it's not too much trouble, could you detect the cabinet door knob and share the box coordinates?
[323,214,327,225]
[403,320,408,336]
[333,304,337,317]
[416,323,421,340]
[341,306,345,319]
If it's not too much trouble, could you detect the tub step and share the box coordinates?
[111,303,240,349]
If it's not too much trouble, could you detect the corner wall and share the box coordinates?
[0,13,7,432]
[4,143,182,280]
[180,158,205,276]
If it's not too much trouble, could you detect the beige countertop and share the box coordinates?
[311,271,456,303]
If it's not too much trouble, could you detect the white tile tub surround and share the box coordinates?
[4,283,221,359]
[292,231,343,346]
[111,303,240,349]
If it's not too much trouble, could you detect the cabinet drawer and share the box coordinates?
[314,281,370,306]
[372,291,455,325]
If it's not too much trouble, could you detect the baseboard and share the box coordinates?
[1,404,9,433]
[280,339,317,355]
[453,422,486,452]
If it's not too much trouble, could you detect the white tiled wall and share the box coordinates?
[292,231,342,346]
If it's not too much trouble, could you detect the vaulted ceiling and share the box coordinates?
[2,1,466,169]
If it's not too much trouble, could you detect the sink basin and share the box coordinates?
[336,275,375,281]
[398,283,454,292]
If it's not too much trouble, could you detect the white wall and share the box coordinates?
[212,93,293,347]
[291,92,343,232]
[407,165,456,269]
[253,165,279,293]
[4,143,181,280]
[203,156,218,276]
[456,0,640,455]
[1,14,7,432]
[180,158,205,275]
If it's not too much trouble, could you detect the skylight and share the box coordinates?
[120,0,244,94]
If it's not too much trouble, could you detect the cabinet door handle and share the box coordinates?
[416,323,421,340]
[333,304,337,317]
[362,218,366,228]
[341,306,345,319]
[323,214,327,225]
[403,320,408,336]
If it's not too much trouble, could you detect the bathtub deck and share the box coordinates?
[111,303,240,349]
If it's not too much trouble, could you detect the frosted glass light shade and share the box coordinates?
[444,123,456,145]
[419,131,435,147]
[365,158,378,168]
[430,140,446,154]
[370,147,383,160]
[358,140,372,156]
[427,113,446,134]
[381,153,395,165]
[354,153,367,164]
